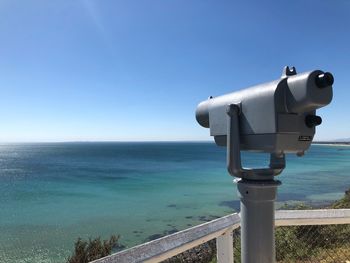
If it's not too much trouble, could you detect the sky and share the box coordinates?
[0,0,349,142]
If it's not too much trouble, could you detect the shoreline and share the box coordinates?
[313,143,350,147]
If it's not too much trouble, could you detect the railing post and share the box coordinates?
[216,231,234,263]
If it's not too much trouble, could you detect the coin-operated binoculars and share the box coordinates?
[196,66,334,263]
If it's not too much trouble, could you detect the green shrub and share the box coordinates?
[67,235,119,263]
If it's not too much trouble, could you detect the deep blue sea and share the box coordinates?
[0,142,349,262]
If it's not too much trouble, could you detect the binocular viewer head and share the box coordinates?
[196,67,333,155]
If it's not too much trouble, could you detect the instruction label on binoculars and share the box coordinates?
[298,135,312,141]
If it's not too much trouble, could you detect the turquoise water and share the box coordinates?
[0,142,349,262]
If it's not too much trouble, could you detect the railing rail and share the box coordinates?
[91,209,350,263]
[275,208,350,226]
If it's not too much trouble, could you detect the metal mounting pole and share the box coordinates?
[237,179,280,263]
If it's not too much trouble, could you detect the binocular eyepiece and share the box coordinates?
[315,72,334,89]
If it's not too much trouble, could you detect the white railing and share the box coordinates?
[91,209,350,263]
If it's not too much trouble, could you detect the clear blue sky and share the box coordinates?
[0,0,349,142]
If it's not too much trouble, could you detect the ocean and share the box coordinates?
[0,142,349,263]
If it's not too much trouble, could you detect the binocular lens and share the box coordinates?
[316,72,334,88]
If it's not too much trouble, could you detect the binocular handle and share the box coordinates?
[226,104,285,180]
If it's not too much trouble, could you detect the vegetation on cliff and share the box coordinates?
[67,235,119,263]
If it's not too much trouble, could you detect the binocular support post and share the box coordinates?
[226,104,285,180]
[226,104,283,263]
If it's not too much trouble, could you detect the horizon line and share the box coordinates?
[0,140,347,144]
[0,140,214,144]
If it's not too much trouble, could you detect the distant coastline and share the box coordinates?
[313,141,350,146]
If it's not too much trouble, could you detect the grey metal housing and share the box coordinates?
[196,67,333,154]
